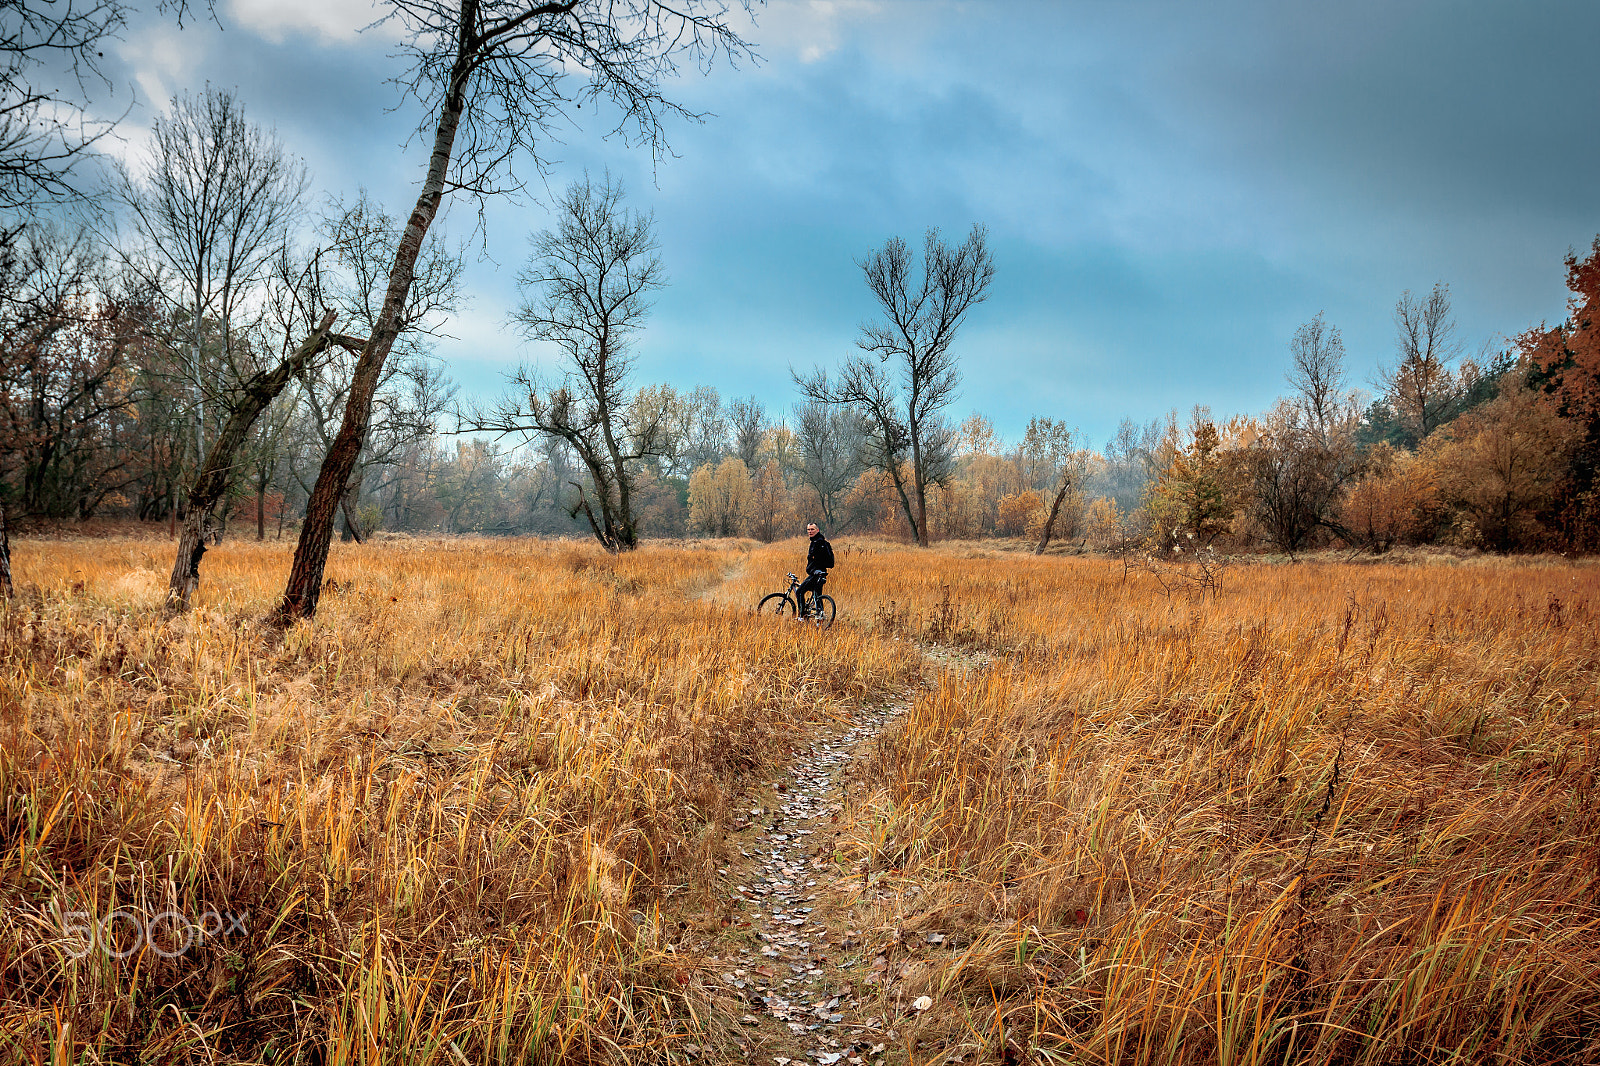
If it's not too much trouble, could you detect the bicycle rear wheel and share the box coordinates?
[757,592,796,619]
[811,595,836,630]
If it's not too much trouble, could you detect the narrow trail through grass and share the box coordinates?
[701,697,908,1066]
[690,557,984,1066]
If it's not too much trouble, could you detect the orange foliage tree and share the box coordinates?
[996,490,1044,536]
[1431,380,1579,550]
[744,459,792,542]
[1340,445,1441,552]
[1520,236,1600,547]
[1523,237,1600,421]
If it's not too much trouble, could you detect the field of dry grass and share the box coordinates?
[2,535,1597,1064]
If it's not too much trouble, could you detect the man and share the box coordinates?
[798,522,834,616]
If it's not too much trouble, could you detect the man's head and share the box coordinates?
[806,523,820,539]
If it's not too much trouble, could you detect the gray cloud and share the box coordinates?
[74,0,1600,447]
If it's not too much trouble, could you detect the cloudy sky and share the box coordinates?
[85,0,1600,449]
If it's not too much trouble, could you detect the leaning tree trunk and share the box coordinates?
[340,481,367,544]
[276,47,470,624]
[883,466,920,547]
[569,481,616,553]
[168,311,339,608]
[1033,475,1075,555]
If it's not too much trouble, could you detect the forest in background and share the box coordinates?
[2,84,1597,559]
[7,199,1597,557]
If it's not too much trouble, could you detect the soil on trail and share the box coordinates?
[695,698,913,1066]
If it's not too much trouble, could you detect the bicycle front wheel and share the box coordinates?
[811,595,836,630]
[757,592,797,619]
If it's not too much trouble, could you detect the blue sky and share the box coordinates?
[87,0,1600,450]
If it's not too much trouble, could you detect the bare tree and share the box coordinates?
[1242,401,1361,558]
[1287,312,1358,444]
[1244,314,1368,556]
[114,87,309,473]
[797,225,994,546]
[106,89,329,606]
[729,395,767,469]
[0,0,206,591]
[243,385,297,539]
[1381,283,1462,443]
[277,0,753,621]
[682,385,729,471]
[0,224,103,593]
[471,174,668,552]
[285,193,461,541]
[1021,417,1087,554]
[0,0,197,214]
[166,310,344,606]
[793,399,863,528]
[619,382,731,483]
[0,225,154,521]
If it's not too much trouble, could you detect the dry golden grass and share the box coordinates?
[835,548,1600,1065]
[0,536,916,1063]
[2,535,1597,1064]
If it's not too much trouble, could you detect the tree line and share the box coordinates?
[459,177,1600,560]
[0,0,754,613]
[7,158,1600,572]
[4,0,1599,616]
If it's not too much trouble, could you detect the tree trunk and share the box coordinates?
[257,481,266,541]
[1034,475,1074,555]
[884,464,920,546]
[0,499,13,598]
[170,509,209,606]
[276,42,470,624]
[168,310,338,608]
[569,481,616,552]
[340,483,367,544]
[906,422,927,546]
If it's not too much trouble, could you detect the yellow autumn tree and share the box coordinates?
[1340,444,1441,552]
[743,458,793,542]
[687,457,750,537]
[996,490,1044,536]
[1431,382,1580,550]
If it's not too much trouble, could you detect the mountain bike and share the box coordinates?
[758,572,836,630]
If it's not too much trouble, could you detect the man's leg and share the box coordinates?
[798,574,822,614]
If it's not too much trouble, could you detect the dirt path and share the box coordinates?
[684,564,995,1065]
[699,697,912,1066]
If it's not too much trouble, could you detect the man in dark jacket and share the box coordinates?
[798,522,834,616]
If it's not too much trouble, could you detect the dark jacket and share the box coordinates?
[806,533,835,573]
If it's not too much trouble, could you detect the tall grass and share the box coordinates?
[0,537,916,1063]
[836,548,1600,1064]
[3,536,1597,1063]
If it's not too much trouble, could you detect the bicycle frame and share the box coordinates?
[786,571,826,595]
[760,572,835,629]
